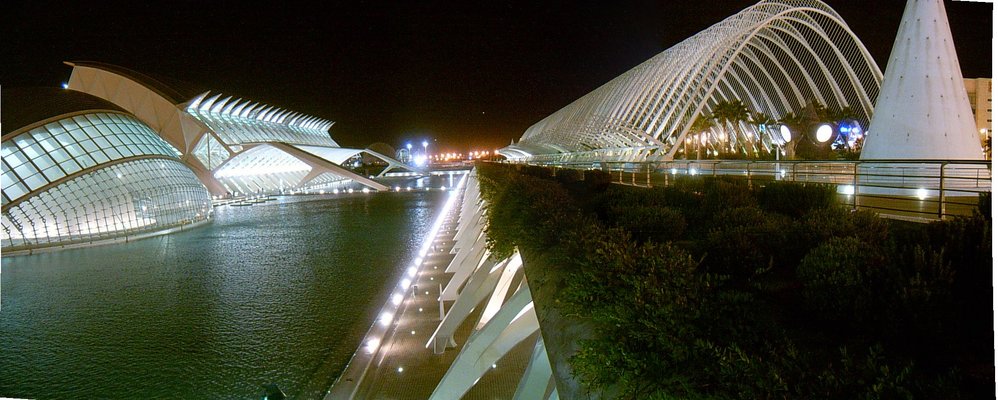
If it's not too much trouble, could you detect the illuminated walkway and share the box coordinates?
[328,170,554,399]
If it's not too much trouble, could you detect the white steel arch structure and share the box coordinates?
[503,0,882,163]
[65,62,417,195]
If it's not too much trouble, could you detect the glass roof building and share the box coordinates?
[64,61,416,196]
[2,88,212,252]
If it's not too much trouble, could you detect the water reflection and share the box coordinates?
[0,187,446,399]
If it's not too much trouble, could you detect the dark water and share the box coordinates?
[0,189,445,399]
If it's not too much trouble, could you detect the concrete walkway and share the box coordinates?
[327,174,536,399]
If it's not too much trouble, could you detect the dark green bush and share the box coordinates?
[554,167,584,183]
[797,236,889,324]
[978,192,991,219]
[584,169,612,191]
[756,180,837,217]
[607,205,686,243]
[475,163,989,399]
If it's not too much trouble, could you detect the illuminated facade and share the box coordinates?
[65,62,414,195]
[861,0,983,160]
[964,78,992,143]
[501,0,882,163]
[2,89,212,252]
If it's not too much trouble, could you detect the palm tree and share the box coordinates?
[748,111,777,157]
[779,110,808,159]
[688,113,715,159]
[712,99,750,154]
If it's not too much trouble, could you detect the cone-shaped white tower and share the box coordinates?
[861,0,983,160]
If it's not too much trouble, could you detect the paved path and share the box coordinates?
[328,183,536,399]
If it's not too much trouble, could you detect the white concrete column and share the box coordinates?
[513,334,558,400]
[429,284,540,400]
[428,256,508,353]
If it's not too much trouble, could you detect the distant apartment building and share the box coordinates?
[965,78,992,141]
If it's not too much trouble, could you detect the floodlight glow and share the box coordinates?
[392,293,404,305]
[670,168,678,174]
[839,185,855,195]
[362,188,370,193]
[815,124,833,142]
[916,188,929,200]
[414,155,428,166]
[400,278,411,288]
[365,338,380,354]
[407,266,417,277]
[780,125,792,143]
[61,83,69,89]
[348,188,354,193]
[332,189,339,194]
[379,311,393,326]
[319,189,325,194]
[689,168,698,176]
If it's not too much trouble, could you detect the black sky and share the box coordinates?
[1,0,991,153]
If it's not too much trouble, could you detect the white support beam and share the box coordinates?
[513,335,558,400]
[427,255,508,353]
[429,283,540,400]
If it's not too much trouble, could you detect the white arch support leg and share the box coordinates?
[513,334,558,400]
[429,284,540,400]
[428,255,508,353]
[476,251,524,329]
[441,238,489,300]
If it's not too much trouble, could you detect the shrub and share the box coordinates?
[756,180,837,217]
[978,192,991,219]
[584,169,612,191]
[698,207,793,280]
[554,167,584,183]
[607,205,686,243]
[796,236,888,325]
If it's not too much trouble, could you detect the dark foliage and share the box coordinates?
[475,163,992,399]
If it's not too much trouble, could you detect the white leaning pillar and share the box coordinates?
[429,283,540,400]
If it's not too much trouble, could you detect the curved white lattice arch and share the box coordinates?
[503,0,882,162]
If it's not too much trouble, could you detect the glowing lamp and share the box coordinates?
[779,125,792,143]
[815,124,833,143]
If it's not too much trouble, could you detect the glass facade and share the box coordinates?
[192,133,230,171]
[2,112,181,206]
[213,145,313,195]
[2,112,210,251]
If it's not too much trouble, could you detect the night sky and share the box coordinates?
[1,1,991,153]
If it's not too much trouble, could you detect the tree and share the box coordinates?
[688,113,715,159]
[711,99,750,154]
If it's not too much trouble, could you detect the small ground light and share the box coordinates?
[365,338,380,354]
[397,367,404,373]
[492,364,497,369]
[411,330,416,335]
[418,308,423,312]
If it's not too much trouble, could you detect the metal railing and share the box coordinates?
[515,159,992,221]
